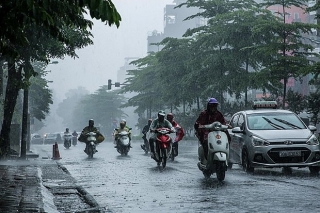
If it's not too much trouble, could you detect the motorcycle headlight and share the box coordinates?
[252,135,269,147]
[307,134,319,145]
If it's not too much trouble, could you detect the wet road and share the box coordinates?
[37,140,320,213]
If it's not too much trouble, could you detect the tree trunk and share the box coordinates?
[0,60,22,159]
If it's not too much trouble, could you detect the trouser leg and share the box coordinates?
[201,140,208,160]
[149,138,154,153]
[173,142,178,156]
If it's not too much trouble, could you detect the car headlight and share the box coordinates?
[307,134,319,145]
[252,135,270,146]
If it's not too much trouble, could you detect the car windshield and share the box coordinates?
[247,113,306,130]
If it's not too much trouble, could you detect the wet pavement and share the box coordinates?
[0,146,100,213]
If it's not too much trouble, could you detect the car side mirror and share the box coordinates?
[308,125,317,133]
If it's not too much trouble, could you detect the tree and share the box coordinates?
[56,87,89,128]
[254,0,318,108]
[0,0,121,158]
[73,86,126,136]
[306,92,320,125]
[286,89,307,114]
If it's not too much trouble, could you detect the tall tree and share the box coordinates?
[255,0,318,108]
[0,0,121,158]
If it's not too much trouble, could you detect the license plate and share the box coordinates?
[279,151,301,157]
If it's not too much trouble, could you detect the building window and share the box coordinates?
[167,15,176,24]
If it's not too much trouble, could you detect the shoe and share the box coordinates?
[114,145,118,148]
[150,152,155,159]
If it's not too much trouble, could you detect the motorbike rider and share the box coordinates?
[64,128,70,134]
[79,119,103,153]
[149,110,175,159]
[72,130,78,137]
[194,98,231,161]
[141,119,152,151]
[166,113,185,156]
[114,119,132,148]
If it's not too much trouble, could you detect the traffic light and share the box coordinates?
[108,79,112,90]
[115,82,120,87]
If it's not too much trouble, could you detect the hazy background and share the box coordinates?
[40,0,174,135]
[46,0,173,101]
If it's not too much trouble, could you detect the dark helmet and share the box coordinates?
[89,119,94,127]
[208,98,219,104]
[158,110,165,121]
[207,98,219,112]
[148,119,152,125]
[66,128,69,132]
[166,113,174,122]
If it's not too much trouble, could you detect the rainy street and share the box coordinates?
[36,140,320,213]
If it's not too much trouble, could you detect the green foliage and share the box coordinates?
[286,89,307,114]
[306,92,320,125]
[72,86,126,135]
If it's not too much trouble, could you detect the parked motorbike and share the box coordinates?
[115,129,131,156]
[85,132,97,158]
[151,127,173,168]
[63,133,72,149]
[141,131,151,154]
[72,135,78,146]
[197,121,229,181]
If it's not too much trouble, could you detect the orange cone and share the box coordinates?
[52,142,61,160]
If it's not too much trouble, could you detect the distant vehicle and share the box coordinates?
[43,133,58,145]
[31,133,43,145]
[228,101,320,174]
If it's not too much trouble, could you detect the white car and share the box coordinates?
[228,101,320,174]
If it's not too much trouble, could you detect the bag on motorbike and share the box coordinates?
[96,133,105,143]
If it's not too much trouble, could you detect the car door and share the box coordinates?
[229,114,239,163]
[230,113,246,164]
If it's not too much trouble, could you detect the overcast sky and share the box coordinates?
[46,0,174,102]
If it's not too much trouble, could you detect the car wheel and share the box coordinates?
[242,149,254,173]
[309,166,320,175]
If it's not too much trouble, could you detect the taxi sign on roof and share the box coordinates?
[253,101,277,109]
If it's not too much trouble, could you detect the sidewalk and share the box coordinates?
[0,146,102,213]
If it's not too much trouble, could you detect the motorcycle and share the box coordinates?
[151,127,173,169]
[141,131,151,154]
[115,129,131,156]
[63,133,72,149]
[85,132,98,158]
[72,135,78,146]
[197,121,229,181]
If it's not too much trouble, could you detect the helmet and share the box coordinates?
[120,119,126,128]
[158,110,165,116]
[166,113,174,122]
[158,110,165,121]
[148,119,152,125]
[66,128,69,132]
[208,98,219,104]
[89,119,94,127]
